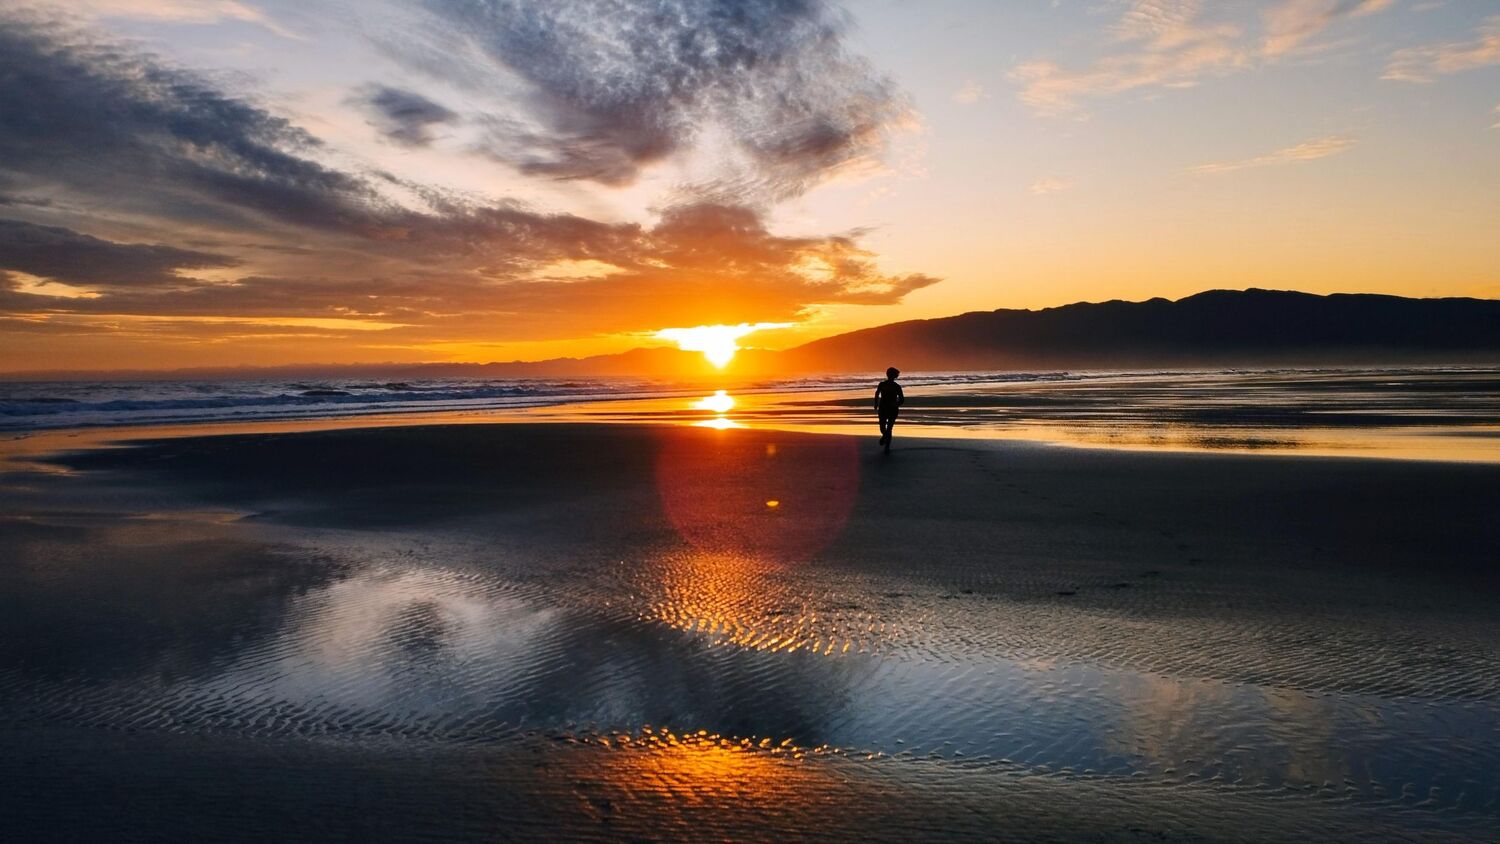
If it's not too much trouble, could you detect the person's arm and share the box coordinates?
[897,383,905,406]
[874,383,883,410]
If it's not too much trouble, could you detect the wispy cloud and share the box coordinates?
[1383,15,1500,82]
[61,0,301,39]
[1261,0,1394,58]
[951,80,986,105]
[388,0,910,201]
[1029,177,1074,195]
[1011,0,1398,117]
[1188,135,1357,174]
[1492,104,1500,130]
[1010,1,1246,117]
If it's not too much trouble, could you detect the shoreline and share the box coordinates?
[5,367,1500,466]
[6,394,1500,475]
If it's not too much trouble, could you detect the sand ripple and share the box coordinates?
[4,424,1499,840]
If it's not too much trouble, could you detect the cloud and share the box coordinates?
[1188,135,1357,174]
[42,0,301,38]
[1,204,940,340]
[0,17,389,235]
[1383,15,1500,82]
[952,81,986,105]
[392,0,909,199]
[1011,0,1398,117]
[1029,177,1074,195]
[1492,104,1500,130]
[1261,0,1394,58]
[349,85,458,147]
[0,12,938,359]
[1010,1,1247,117]
[1111,0,1232,47]
[0,18,631,262]
[0,219,238,289]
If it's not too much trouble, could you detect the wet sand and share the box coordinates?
[3,422,1499,841]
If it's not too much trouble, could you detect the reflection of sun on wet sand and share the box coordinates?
[644,551,870,656]
[692,390,736,414]
[691,390,744,429]
[3,420,1500,840]
[645,423,876,654]
[523,369,1500,464]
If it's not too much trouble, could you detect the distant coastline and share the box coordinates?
[4,289,1496,383]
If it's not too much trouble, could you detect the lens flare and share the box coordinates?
[655,433,859,564]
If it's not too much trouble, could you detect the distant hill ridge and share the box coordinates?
[777,289,1500,372]
[6,289,1498,380]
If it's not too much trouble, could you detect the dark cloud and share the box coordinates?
[0,219,238,288]
[350,84,459,147]
[0,12,938,361]
[3,204,937,339]
[0,17,389,235]
[410,0,907,197]
[0,17,632,258]
[0,193,52,209]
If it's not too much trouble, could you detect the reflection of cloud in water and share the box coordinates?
[8,515,1500,815]
[200,567,559,716]
[0,515,342,683]
[159,542,1499,812]
[1103,672,1353,787]
[148,553,871,746]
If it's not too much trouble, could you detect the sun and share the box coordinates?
[655,323,790,368]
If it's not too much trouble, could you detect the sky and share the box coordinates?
[0,0,1496,372]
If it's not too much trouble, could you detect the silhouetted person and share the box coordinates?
[875,367,904,452]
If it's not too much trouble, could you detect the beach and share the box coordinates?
[3,415,1499,841]
[6,0,1498,837]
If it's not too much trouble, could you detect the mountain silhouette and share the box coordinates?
[5,289,1497,381]
[776,289,1500,373]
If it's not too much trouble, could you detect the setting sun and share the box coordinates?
[655,323,789,368]
[4,1,1498,840]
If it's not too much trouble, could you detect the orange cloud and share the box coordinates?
[1384,15,1500,82]
[1188,135,1358,174]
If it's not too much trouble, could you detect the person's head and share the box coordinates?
[886,367,900,380]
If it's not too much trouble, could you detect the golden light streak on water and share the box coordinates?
[693,390,735,413]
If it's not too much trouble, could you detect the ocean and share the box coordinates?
[4,366,1499,462]
[0,371,1066,431]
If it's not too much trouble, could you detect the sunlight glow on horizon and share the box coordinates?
[656,323,791,368]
